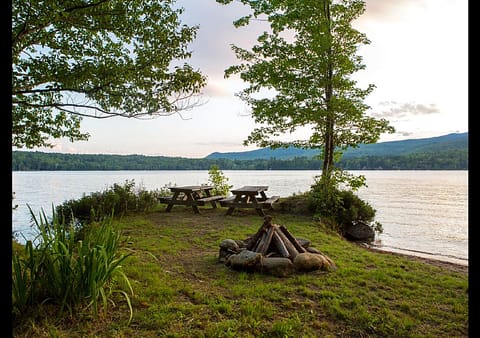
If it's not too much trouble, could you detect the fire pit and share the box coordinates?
[218,216,336,277]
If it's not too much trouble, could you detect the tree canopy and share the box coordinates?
[12,0,207,148]
[217,0,395,187]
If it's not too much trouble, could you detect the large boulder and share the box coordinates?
[293,252,326,272]
[226,250,262,270]
[219,239,240,251]
[344,221,375,242]
[218,239,242,263]
[257,257,295,277]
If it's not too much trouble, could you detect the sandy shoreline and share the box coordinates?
[358,244,468,274]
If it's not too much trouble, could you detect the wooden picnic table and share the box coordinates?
[219,185,280,216]
[159,185,224,214]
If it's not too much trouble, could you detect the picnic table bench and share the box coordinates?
[219,185,280,216]
[159,185,224,214]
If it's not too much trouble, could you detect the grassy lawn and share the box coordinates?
[13,205,469,337]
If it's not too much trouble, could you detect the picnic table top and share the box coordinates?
[169,185,213,192]
[230,186,268,194]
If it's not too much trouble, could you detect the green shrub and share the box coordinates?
[277,175,382,238]
[56,179,162,226]
[207,165,232,196]
[276,193,315,214]
[335,189,376,227]
[308,176,381,236]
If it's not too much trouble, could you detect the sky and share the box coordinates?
[28,0,468,158]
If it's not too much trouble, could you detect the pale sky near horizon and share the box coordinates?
[25,0,468,158]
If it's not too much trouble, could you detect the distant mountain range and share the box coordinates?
[12,132,468,170]
[205,132,468,160]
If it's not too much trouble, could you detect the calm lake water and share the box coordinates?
[12,170,468,266]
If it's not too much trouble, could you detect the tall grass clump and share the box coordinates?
[12,206,133,324]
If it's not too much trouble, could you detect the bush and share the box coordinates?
[276,193,316,214]
[56,179,162,226]
[207,165,232,196]
[308,177,381,237]
[277,177,382,239]
[334,190,377,231]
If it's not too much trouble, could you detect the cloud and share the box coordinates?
[396,130,415,138]
[360,0,428,22]
[372,101,440,120]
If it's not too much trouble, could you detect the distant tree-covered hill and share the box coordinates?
[205,132,468,160]
[12,132,468,170]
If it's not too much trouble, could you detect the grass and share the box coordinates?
[13,205,469,337]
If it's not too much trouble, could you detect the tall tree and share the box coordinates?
[217,0,394,189]
[12,0,207,148]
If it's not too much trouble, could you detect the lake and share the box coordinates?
[11,170,468,266]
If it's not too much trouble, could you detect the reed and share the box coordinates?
[12,206,133,323]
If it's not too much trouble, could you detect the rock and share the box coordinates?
[321,254,337,271]
[344,221,375,242]
[235,239,247,248]
[227,250,262,270]
[218,248,232,263]
[297,238,311,249]
[220,239,240,251]
[257,257,295,277]
[305,246,321,254]
[219,239,242,263]
[293,252,326,272]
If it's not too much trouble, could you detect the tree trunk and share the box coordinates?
[322,0,335,182]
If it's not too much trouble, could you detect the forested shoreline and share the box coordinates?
[12,150,467,171]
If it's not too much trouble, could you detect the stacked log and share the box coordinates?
[247,216,305,259]
[220,215,336,277]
